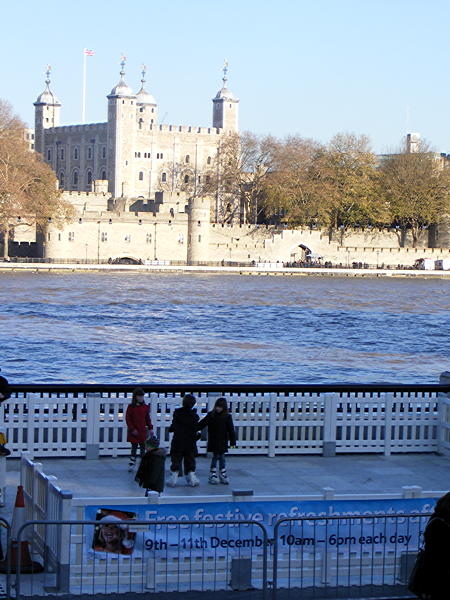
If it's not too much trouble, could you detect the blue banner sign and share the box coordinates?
[84,497,436,559]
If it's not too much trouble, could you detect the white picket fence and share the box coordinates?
[3,388,449,459]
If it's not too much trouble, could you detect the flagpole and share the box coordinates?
[82,49,87,123]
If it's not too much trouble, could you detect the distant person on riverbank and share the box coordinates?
[0,376,11,457]
[125,388,153,471]
[168,394,200,487]
[198,397,236,485]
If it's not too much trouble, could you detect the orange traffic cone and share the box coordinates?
[0,485,43,573]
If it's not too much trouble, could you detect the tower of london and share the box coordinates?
[34,60,239,200]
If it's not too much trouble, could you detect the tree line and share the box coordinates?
[209,132,450,247]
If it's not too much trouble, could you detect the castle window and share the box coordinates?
[198,235,201,242]
[87,146,93,160]
[101,170,107,180]
[47,149,52,161]
[198,176,201,183]
[58,233,61,241]
[207,156,211,165]
[139,171,144,181]
[48,233,51,241]
[160,152,163,159]
[74,147,79,160]
[151,108,154,113]
[102,146,106,159]
[151,119,154,124]
[146,233,152,244]
[86,171,93,186]
[184,175,189,183]
[185,155,190,163]
[68,232,75,242]
[139,107,144,113]
[138,119,143,130]
[72,170,79,188]
[161,172,167,182]
[59,172,65,189]
[124,234,131,243]
[60,148,65,160]
[101,232,108,242]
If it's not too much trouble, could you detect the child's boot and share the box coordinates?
[168,471,178,487]
[209,468,219,484]
[187,472,200,487]
[219,469,229,485]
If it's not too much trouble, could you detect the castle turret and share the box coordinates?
[212,61,239,132]
[107,57,136,197]
[187,196,211,264]
[33,66,61,155]
[135,65,158,125]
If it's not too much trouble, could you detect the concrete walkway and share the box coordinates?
[0,261,449,278]
[2,452,448,516]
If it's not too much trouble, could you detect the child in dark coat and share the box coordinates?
[135,435,166,495]
[198,397,236,484]
[125,388,153,470]
[168,394,200,487]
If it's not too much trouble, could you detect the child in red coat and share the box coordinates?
[125,388,153,470]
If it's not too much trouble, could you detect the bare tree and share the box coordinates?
[207,132,276,224]
[0,99,74,259]
[379,140,450,247]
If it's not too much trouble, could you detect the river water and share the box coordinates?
[0,272,448,384]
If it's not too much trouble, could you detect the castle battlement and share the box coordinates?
[63,191,109,197]
[152,124,223,135]
[48,123,107,133]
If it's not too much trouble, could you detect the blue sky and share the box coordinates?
[2,0,450,153]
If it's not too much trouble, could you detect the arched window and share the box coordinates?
[139,171,144,181]
[73,147,79,160]
[185,155,190,163]
[59,172,65,189]
[161,172,167,183]
[86,170,93,187]
[101,170,107,180]
[184,175,189,184]
[72,170,79,187]
[138,119,143,130]
[47,148,52,161]
[207,156,211,165]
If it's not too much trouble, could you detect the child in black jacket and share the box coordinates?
[135,435,166,495]
[198,397,236,484]
[168,395,200,487]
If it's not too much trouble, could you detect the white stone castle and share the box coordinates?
[10,62,447,267]
[34,60,239,198]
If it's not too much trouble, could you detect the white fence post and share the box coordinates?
[56,489,73,593]
[85,393,101,459]
[0,457,5,507]
[322,393,337,456]
[27,393,35,460]
[384,393,393,456]
[268,395,277,457]
[437,372,450,456]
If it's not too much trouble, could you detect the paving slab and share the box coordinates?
[1,452,448,520]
